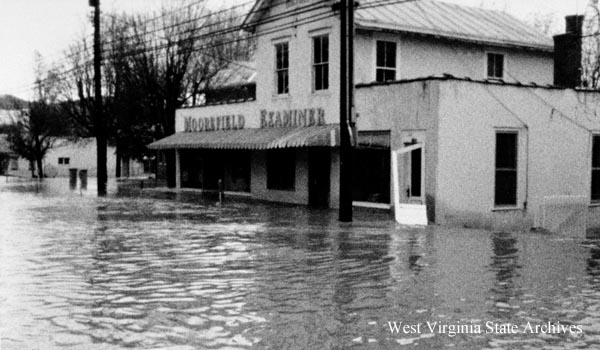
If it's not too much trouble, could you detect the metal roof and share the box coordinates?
[147,125,340,150]
[356,0,553,51]
[205,61,256,89]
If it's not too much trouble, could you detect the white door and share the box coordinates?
[392,141,427,226]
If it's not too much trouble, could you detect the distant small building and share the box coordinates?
[2,137,146,179]
[0,134,19,175]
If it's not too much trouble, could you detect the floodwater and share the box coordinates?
[1,178,600,350]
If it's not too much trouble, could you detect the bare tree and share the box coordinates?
[106,3,252,184]
[582,0,600,88]
[56,1,252,184]
[6,55,66,179]
[526,12,557,36]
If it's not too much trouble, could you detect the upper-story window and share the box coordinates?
[275,42,289,95]
[313,35,329,91]
[487,53,504,80]
[376,41,397,82]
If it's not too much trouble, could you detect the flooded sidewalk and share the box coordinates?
[1,178,600,349]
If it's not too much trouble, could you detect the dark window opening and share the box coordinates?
[267,149,295,191]
[495,132,518,206]
[275,42,289,94]
[313,35,329,91]
[180,151,250,192]
[487,53,504,79]
[353,148,390,203]
[376,41,397,82]
[592,136,600,201]
[58,157,70,165]
[410,148,421,197]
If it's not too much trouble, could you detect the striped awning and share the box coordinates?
[147,124,340,150]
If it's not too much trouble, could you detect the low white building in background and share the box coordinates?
[6,138,145,179]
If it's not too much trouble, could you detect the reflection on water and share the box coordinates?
[1,178,600,349]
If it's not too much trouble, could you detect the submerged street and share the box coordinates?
[1,178,600,349]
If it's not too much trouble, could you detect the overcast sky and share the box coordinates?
[0,0,585,100]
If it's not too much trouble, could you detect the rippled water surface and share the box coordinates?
[2,178,600,349]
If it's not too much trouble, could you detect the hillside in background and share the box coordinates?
[0,94,28,109]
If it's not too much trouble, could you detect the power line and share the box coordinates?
[2,0,417,97]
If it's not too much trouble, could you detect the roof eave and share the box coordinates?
[355,23,554,53]
[242,0,266,32]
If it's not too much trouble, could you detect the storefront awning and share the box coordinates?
[147,124,340,150]
[357,130,390,149]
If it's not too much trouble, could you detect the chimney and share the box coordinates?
[554,15,584,88]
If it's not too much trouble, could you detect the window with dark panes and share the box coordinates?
[592,136,600,201]
[487,53,504,79]
[495,132,517,206]
[267,149,295,191]
[275,42,289,94]
[313,35,329,91]
[376,41,396,82]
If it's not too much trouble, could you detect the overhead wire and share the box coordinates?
[3,0,417,98]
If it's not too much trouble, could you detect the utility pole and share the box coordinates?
[90,0,107,196]
[339,0,355,222]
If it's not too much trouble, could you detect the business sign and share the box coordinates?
[183,114,245,132]
[260,108,325,128]
[182,107,326,132]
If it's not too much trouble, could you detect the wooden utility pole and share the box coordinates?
[339,0,355,222]
[90,0,107,195]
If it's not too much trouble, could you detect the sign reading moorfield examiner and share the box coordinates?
[182,108,325,132]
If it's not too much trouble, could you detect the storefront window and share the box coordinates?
[181,150,250,192]
[267,149,295,191]
[353,148,390,203]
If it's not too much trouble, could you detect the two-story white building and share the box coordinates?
[149,0,600,231]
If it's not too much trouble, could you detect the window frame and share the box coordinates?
[591,135,600,202]
[10,157,18,171]
[494,131,518,207]
[274,41,290,95]
[375,40,397,82]
[487,52,505,80]
[312,34,329,92]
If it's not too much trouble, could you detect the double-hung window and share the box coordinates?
[495,132,518,206]
[376,41,397,82]
[275,42,289,95]
[592,136,600,201]
[313,35,329,91]
[487,53,504,80]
